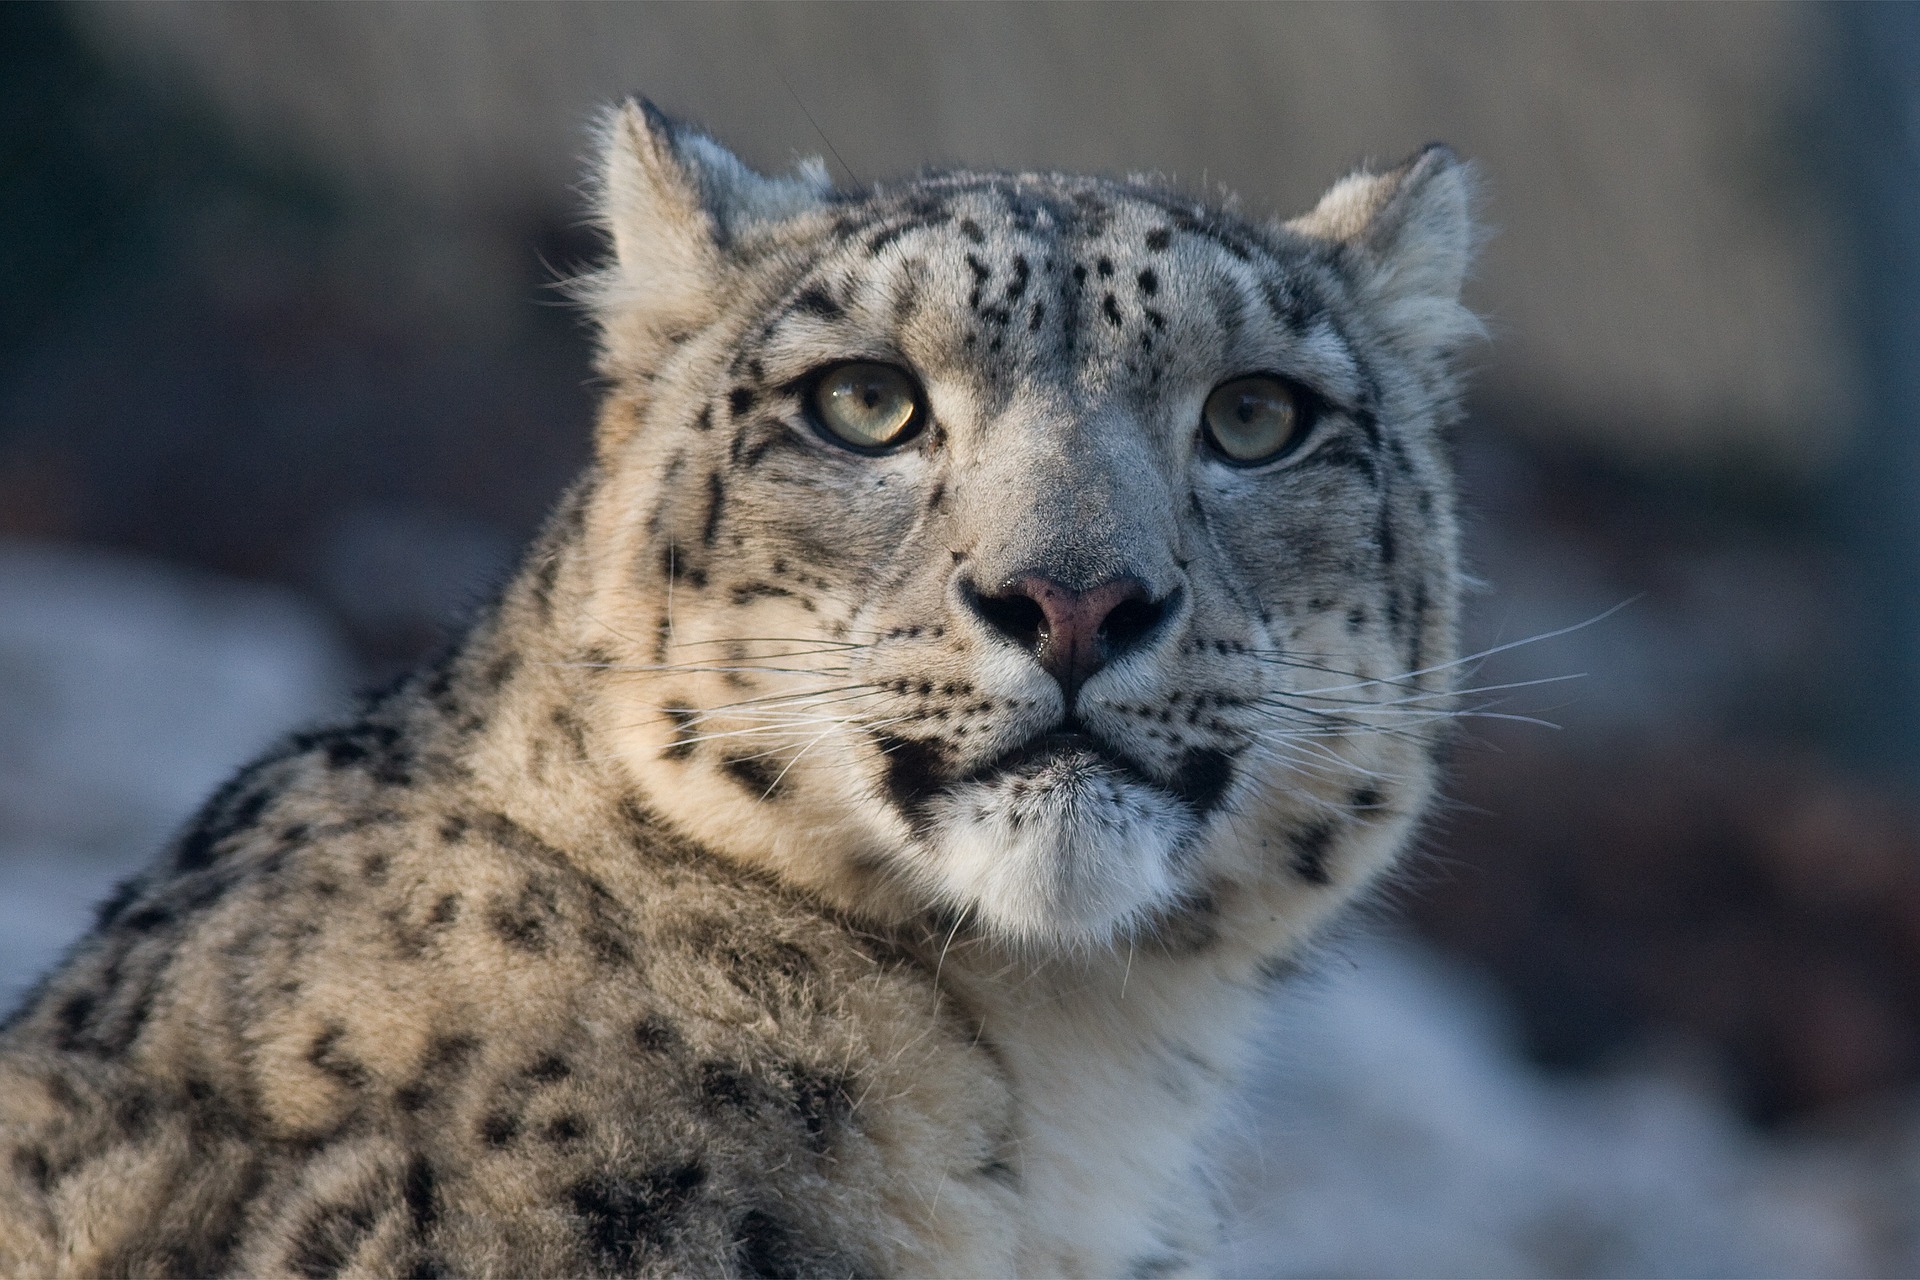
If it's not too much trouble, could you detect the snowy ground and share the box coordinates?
[1,538,1914,1277]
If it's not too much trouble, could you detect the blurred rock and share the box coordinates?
[1218,936,1920,1277]
[1420,737,1920,1122]
[310,503,518,666]
[0,539,352,1007]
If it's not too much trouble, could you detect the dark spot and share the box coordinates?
[488,890,550,954]
[1144,307,1165,330]
[693,405,713,432]
[13,1145,51,1192]
[403,1156,438,1230]
[729,387,756,418]
[120,902,173,933]
[875,733,948,833]
[1407,580,1430,668]
[1006,255,1030,301]
[550,706,588,761]
[307,1025,369,1090]
[569,1164,707,1271]
[51,991,96,1052]
[544,1114,586,1144]
[428,894,460,927]
[790,285,843,320]
[720,754,787,800]
[174,767,276,871]
[527,1054,572,1084]
[479,1111,520,1148]
[965,253,991,309]
[1102,293,1122,326]
[1288,822,1337,885]
[779,1065,851,1152]
[1029,300,1045,330]
[699,1061,755,1111]
[1166,748,1234,814]
[728,581,798,607]
[1137,268,1159,296]
[959,217,984,243]
[702,471,727,546]
[661,543,707,589]
[662,705,698,760]
[634,1017,683,1054]
[979,1158,1018,1187]
[1346,606,1368,634]
[1350,786,1385,812]
[1146,227,1172,251]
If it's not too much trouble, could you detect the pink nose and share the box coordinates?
[967,574,1169,700]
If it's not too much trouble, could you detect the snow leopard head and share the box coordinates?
[573,102,1476,949]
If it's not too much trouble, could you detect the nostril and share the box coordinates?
[964,572,1176,699]
[1097,593,1168,659]
[972,590,1048,650]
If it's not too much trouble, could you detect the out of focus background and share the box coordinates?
[4,3,1918,1273]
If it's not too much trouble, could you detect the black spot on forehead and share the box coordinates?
[788,285,843,321]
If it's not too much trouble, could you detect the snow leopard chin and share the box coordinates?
[914,747,1198,946]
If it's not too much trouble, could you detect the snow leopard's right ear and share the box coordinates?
[1287,145,1482,359]
[587,99,832,383]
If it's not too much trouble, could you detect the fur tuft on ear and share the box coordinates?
[1288,145,1482,357]
[582,100,834,389]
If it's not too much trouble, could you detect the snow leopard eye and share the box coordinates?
[1201,375,1308,465]
[810,361,926,452]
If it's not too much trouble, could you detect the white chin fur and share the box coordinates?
[916,752,1193,946]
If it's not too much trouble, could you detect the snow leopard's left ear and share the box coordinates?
[587,99,832,383]
[1287,145,1482,356]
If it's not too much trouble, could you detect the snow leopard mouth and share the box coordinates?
[879,719,1237,827]
[980,722,1237,814]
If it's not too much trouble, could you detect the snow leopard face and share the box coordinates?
[576,103,1476,948]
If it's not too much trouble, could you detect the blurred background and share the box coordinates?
[3,2,1918,1273]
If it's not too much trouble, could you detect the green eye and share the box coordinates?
[812,362,925,451]
[1202,376,1306,465]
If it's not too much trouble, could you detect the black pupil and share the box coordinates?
[1236,394,1262,424]
[862,385,882,408]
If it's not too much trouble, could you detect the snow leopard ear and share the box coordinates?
[588,99,832,385]
[1287,145,1481,356]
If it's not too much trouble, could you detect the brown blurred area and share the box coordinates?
[4,1,1916,1128]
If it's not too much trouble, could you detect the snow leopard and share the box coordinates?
[0,101,1476,1278]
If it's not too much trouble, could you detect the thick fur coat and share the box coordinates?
[0,104,1476,1277]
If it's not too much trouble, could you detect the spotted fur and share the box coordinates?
[0,101,1476,1277]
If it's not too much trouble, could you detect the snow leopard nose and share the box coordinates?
[966,573,1170,701]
